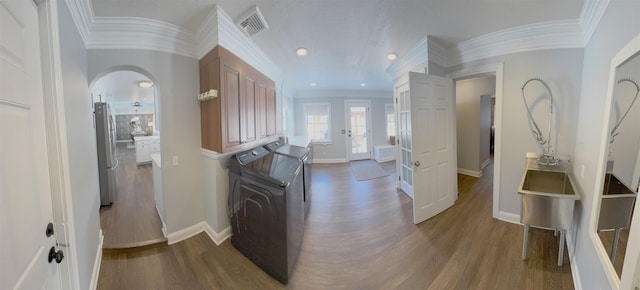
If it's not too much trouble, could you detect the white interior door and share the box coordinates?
[0,1,61,289]
[395,80,413,198]
[409,72,457,224]
[346,100,372,161]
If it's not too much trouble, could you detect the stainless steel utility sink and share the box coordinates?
[519,170,578,197]
[599,173,636,230]
[518,169,579,231]
[518,155,581,267]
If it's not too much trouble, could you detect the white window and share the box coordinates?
[385,103,396,142]
[303,103,331,142]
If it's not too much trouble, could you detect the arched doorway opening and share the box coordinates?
[90,68,166,248]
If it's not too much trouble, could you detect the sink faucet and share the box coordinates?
[538,153,559,167]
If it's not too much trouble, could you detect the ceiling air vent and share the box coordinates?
[236,5,269,37]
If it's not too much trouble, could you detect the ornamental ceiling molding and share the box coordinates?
[64,0,281,82]
[387,0,611,78]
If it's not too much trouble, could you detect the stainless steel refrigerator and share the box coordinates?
[95,102,118,206]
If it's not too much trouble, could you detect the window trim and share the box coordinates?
[303,102,332,143]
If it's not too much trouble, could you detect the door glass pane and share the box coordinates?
[350,106,368,154]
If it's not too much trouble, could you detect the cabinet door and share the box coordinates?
[242,75,257,144]
[221,64,242,151]
[266,86,277,137]
[256,82,268,139]
[136,141,151,163]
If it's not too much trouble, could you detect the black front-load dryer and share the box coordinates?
[228,146,304,284]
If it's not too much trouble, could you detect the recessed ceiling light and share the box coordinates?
[138,80,153,88]
[387,52,397,60]
[360,83,367,87]
[296,47,308,56]
[310,82,317,87]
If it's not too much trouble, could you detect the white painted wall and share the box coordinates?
[291,91,392,162]
[610,54,640,189]
[448,49,583,218]
[455,77,495,174]
[86,49,204,236]
[57,2,101,289]
[571,1,640,288]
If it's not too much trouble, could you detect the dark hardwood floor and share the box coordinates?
[99,143,166,248]
[98,160,574,289]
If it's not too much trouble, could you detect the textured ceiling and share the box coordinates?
[91,0,584,94]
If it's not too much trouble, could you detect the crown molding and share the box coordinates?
[64,0,92,46]
[427,36,448,68]
[87,17,197,58]
[216,6,281,82]
[195,8,219,59]
[390,0,611,72]
[580,0,611,46]
[385,37,428,81]
[450,20,584,66]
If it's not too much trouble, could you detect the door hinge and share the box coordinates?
[395,98,398,104]
[398,176,401,181]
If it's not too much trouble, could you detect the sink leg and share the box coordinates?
[522,224,530,260]
[558,229,565,267]
[611,228,622,263]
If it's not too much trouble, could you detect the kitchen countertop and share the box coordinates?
[134,135,160,142]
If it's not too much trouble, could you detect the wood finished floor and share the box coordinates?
[98,160,574,289]
[99,143,165,248]
[598,228,629,277]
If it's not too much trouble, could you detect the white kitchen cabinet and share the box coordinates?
[135,136,160,164]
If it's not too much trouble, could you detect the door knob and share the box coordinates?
[48,247,64,264]
[414,161,420,167]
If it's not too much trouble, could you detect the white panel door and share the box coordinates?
[0,0,61,289]
[346,100,372,161]
[409,72,457,224]
[395,80,413,198]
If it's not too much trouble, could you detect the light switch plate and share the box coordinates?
[172,155,179,166]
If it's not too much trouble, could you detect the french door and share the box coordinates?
[346,100,372,161]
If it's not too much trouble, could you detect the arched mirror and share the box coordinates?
[595,46,640,280]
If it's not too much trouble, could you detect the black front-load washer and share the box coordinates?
[264,141,312,217]
[228,146,304,284]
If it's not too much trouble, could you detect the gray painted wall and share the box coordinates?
[455,77,495,173]
[448,49,584,218]
[480,95,492,168]
[58,2,101,289]
[292,95,392,161]
[87,49,204,235]
[571,1,640,288]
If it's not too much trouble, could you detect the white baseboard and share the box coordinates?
[203,222,231,245]
[312,158,348,164]
[156,205,167,237]
[458,168,482,177]
[375,157,396,163]
[168,221,231,246]
[168,222,206,245]
[497,211,521,224]
[89,230,104,290]
[565,230,582,290]
[481,158,491,169]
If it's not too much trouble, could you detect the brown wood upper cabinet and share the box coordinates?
[200,46,276,153]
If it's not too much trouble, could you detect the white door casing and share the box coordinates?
[0,0,62,289]
[408,72,457,224]
[345,100,372,161]
[395,78,413,198]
